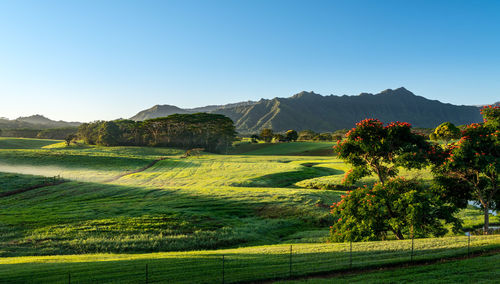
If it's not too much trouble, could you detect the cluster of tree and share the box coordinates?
[0,127,78,140]
[251,129,347,143]
[77,113,236,153]
[331,106,499,241]
[296,129,346,141]
[253,129,299,143]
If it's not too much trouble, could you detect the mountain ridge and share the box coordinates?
[0,115,81,129]
[132,88,485,133]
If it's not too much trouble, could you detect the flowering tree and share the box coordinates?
[433,105,499,233]
[329,178,460,241]
[333,119,432,185]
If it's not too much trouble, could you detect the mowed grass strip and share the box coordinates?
[0,235,498,283]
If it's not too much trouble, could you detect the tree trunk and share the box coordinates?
[391,228,404,240]
[395,230,404,240]
[484,205,490,234]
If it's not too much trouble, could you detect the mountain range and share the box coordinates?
[131,88,485,133]
[0,115,81,129]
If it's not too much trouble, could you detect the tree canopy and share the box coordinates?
[432,105,499,233]
[329,178,460,242]
[333,119,432,185]
[430,122,461,144]
[260,128,274,142]
[77,113,236,153]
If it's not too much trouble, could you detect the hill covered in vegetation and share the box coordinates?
[0,115,80,129]
[131,88,483,133]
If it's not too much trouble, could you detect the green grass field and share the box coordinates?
[0,138,498,283]
[1,235,498,283]
[0,137,61,149]
[279,251,500,283]
[230,141,336,156]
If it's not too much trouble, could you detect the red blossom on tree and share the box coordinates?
[333,118,432,185]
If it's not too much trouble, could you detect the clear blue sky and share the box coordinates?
[1,0,499,122]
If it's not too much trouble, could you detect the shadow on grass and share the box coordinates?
[233,166,343,188]
[0,179,316,257]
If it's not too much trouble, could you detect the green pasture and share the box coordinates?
[0,138,498,283]
[280,250,500,283]
[230,141,336,156]
[0,172,51,194]
[0,137,61,149]
[0,235,498,283]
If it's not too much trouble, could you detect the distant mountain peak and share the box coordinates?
[379,87,413,96]
[291,91,322,99]
[1,114,81,129]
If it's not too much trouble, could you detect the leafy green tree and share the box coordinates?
[431,122,461,144]
[250,134,260,143]
[313,132,333,141]
[433,105,499,233]
[333,119,432,185]
[77,122,100,144]
[285,130,298,142]
[482,104,500,128]
[298,129,316,141]
[97,121,121,146]
[329,178,461,241]
[332,134,343,141]
[429,132,437,141]
[260,128,274,142]
[272,133,286,143]
[64,134,77,146]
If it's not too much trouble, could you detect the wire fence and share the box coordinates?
[2,234,499,284]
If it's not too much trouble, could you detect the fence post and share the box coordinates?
[222,255,225,284]
[289,245,293,278]
[411,235,414,262]
[467,233,471,258]
[349,241,352,269]
[68,272,71,284]
[145,264,148,284]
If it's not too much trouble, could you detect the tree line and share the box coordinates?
[77,113,236,153]
[0,127,78,140]
[250,129,348,143]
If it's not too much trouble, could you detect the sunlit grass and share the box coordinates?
[0,235,498,283]
[0,137,497,283]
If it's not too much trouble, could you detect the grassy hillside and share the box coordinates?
[0,172,51,194]
[0,139,345,257]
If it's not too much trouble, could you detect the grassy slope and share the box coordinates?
[0,139,343,257]
[0,137,61,149]
[1,235,499,283]
[0,172,51,194]
[280,252,500,283]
